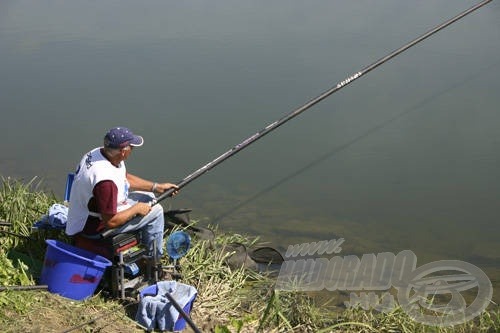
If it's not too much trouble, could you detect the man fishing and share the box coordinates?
[65,127,179,257]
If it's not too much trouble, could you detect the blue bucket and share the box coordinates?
[40,239,112,300]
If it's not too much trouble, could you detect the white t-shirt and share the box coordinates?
[65,147,130,235]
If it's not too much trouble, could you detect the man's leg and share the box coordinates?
[111,192,165,257]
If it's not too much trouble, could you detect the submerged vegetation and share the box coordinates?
[0,176,498,332]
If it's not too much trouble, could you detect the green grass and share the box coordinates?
[0,176,498,332]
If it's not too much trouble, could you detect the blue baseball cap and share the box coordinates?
[104,127,144,149]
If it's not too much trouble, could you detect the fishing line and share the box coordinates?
[211,59,500,223]
[152,0,492,203]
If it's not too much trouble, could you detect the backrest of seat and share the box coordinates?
[64,173,75,204]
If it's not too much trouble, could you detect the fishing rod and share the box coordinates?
[154,0,492,204]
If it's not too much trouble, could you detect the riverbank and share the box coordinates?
[0,176,498,332]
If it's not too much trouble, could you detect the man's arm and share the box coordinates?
[94,180,151,229]
[127,173,179,194]
[102,204,151,229]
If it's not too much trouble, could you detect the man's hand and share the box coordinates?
[134,202,152,216]
[154,183,180,196]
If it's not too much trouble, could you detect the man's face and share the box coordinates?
[120,145,133,160]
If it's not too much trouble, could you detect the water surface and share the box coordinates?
[1,0,499,301]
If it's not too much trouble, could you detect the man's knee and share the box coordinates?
[151,204,164,216]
